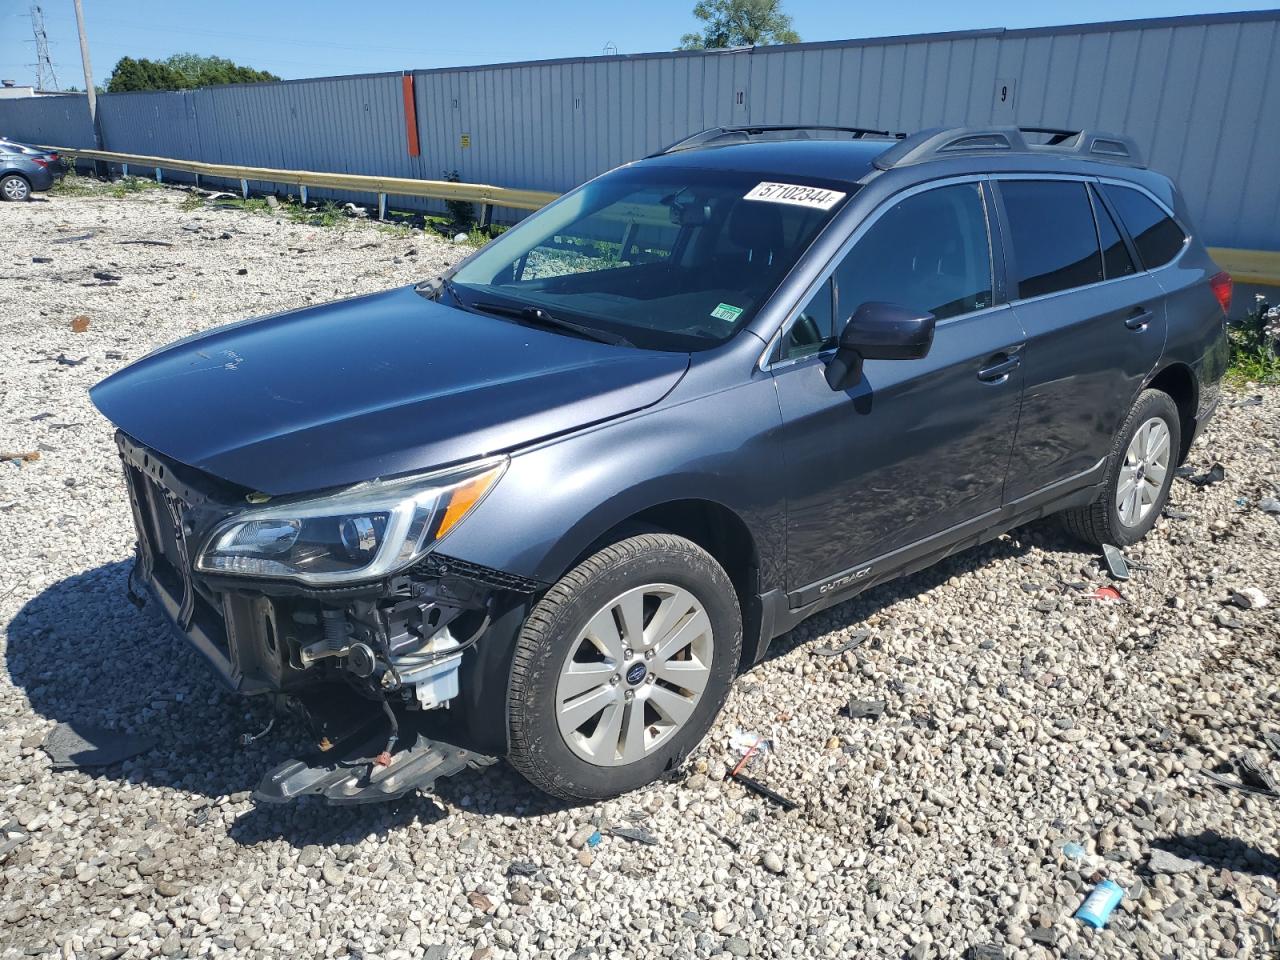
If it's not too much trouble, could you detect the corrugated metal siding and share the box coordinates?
[1,10,1277,248]
[0,94,93,147]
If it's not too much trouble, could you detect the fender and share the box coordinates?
[438,372,789,592]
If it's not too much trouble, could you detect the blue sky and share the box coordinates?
[2,0,1275,86]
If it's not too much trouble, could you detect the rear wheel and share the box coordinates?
[1060,389,1180,546]
[1,174,31,202]
[507,533,741,801]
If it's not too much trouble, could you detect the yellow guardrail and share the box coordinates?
[50,148,1280,282]
[56,146,561,214]
[1208,247,1280,287]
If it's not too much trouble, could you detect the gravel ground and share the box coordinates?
[2,183,1279,960]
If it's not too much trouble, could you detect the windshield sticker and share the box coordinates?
[744,181,846,210]
[711,303,744,323]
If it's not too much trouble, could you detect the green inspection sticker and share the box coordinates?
[710,303,744,323]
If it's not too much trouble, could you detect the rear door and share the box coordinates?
[771,179,1026,602]
[996,178,1167,503]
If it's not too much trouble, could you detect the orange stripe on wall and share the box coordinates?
[402,74,420,158]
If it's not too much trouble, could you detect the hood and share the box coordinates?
[91,285,689,494]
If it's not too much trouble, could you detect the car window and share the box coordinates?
[1089,184,1136,280]
[1001,180,1103,299]
[516,186,681,281]
[1101,183,1187,269]
[831,182,993,324]
[780,277,835,359]
[450,166,851,352]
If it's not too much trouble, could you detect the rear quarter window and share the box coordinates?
[1000,180,1103,299]
[1101,183,1187,269]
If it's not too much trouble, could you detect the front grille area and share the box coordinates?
[121,455,230,656]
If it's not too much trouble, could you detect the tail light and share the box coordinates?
[31,157,48,169]
[1209,271,1232,316]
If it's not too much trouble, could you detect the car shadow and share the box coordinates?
[6,521,1091,846]
[753,518,1088,667]
[1149,831,1280,879]
[4,558,581,846]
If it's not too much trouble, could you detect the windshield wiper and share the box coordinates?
[472,301,633,347]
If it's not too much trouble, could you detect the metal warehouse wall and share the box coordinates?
[2,9,1278,248]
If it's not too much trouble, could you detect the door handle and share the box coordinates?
[977,354,1020,383]
[1125,308,1154,330]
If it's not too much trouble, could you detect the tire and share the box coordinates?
[1060,388,1181,547]
[507,533,741,801]
[1,174,31,202]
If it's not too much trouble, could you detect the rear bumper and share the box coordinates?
[26,168,55,191]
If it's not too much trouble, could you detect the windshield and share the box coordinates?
[449,165,852,351]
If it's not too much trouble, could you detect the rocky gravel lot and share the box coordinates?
[2,183,1279,960]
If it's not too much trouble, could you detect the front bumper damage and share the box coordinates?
[115,432,541,803]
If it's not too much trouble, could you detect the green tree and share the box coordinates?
[106,56,187,93]
[105,53,279,93]
[678,0,800,49]
[164,53,279,88]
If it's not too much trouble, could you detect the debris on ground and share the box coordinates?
[1089,585,1124,602]
[1075,878,1124,927]
[117,238,175,247]
[1101,543,1130,580]
[703,823,740,851]
[813,629,870,657]
[966,945,1005,960]
[608,826,659,845]
[1203,754,1279,798]
[846,698,886,720]
[70,315,90,333]
[731,772,799,811]
[92,270,122,283]
[31,256,52,264]
[1259,496,1280,514]
[54,353,88,366]
[1,450,41,465]
[42,721,154,770]
[1230,586,1269,610]
[50,232,94,243]
[1059,840,1086,861]
[1177,462,1226,487]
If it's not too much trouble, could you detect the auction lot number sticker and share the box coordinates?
[744,182,846,210]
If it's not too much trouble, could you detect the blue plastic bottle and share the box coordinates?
[1075,879,1124,928]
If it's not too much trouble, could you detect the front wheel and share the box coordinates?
[507,533,741,801]
[1,174,31,202]
[1060,388,1181,546]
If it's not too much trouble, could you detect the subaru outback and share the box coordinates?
[91,125,1231,803]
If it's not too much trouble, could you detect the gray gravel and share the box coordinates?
[2,183,1279,960]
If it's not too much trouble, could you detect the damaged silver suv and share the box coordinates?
[92,125,1230,803]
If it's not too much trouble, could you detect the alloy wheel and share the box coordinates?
[1116,416,1171,527]
[555,583,714,767]
[2,177,29,201]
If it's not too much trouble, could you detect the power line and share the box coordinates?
[28,4,59,90]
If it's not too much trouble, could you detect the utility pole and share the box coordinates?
[72,0,104,150]
[29,5,59,90]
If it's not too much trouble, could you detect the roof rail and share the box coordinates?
[650,124,905,157]
[872,126,1145,170]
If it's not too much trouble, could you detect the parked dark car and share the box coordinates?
[0,136,67,178]
[0,144,57,201]
[91,125,1231,803]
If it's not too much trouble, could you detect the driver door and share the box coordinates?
[770,180,1026,604]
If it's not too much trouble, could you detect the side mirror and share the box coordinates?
[824,301,936,391]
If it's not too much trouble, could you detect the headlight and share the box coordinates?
[195,457,506,584]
